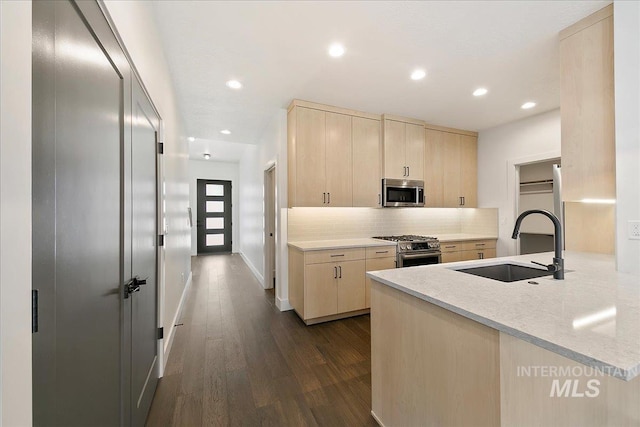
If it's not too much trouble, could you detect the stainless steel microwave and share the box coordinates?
[382,179,425,207]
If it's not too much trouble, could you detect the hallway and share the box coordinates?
[146,254,377,426]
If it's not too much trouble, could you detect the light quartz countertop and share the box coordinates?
[288,238,396,251]
[367,251,640,381]
[434,233,498,242]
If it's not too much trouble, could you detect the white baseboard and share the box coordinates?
[276,296,293,311]
[161,271,192,373]
[239,251,265,287]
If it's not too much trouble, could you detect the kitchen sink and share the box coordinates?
[455,263,553,283]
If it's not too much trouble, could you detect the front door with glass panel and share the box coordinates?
[197,179,232,253]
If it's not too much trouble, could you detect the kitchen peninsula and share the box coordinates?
[368,251,640,426]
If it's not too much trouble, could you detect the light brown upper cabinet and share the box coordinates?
[382,116,424,180]
[288,104,353,207]
[352,116,382,207]
[288,100,381,208]
[424,126,478,208]
[560,4,615,201]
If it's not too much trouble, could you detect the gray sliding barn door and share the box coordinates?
[32,1,160,425]
[130,76,160,427]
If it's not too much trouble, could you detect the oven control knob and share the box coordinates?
[407,243,412,250]
[400,243,406,250]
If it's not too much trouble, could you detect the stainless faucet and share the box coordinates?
[511,209,565,280]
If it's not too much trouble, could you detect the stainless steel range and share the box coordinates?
[372,235,441,268]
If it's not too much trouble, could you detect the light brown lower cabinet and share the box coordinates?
[289,245,396,324]
[441,239,497,263]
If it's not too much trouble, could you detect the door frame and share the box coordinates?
[264,163,276,290]
[509,151,561,256]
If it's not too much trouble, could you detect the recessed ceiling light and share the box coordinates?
[220,129,231,135]
[203,153,211,160]
[226,79,242,89]
[473,88,488,97]
[328,43,345,58]
[411,69,427,80]
[521,101,537,109]
[188,136,195,142]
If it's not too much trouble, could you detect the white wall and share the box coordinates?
[188,160,240,254]
[102,1,192,362]
[614,0,640,276]
[0,2,32,424]
[478,109,561,257]
[238,109,290,309]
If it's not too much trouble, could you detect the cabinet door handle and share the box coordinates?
[445,245,456,249]
[478,252,484,259]
[334,266,337,279]
[330,254,345,257]
[376,250,389,254]
[475,243,485,247]
[378,193,381,205]
[323,193,326,204]
[327,192,330,204]
[462,196,465,206]
[407,166,410,176]
[338,266,342,278]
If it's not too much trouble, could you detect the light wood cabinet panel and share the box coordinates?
[405,123,424,179]
[560,10,615,201]
[459,249,496,262]
[441,132,477,207]
[304,262,338,319]
[424,129,444,207]
[352,117,382,207]
[441,240,497,263]
[365,246,395,259]
[441,251,462,264]
[461,239,496,251]
[383,119,406,179]
[365,257,396,308]
[304,247,365,265]
[459,134,478,207]
[295,107,326,207]
[383,119,425,180]
[442,132,462,207]
[289,249,305,318]
[337,260,366,313]
[325,112,353,206]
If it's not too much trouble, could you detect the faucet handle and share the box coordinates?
[531,261,558,272]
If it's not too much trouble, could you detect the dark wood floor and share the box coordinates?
[146,254,377,427]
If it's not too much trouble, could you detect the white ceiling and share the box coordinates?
[151,0,610,153]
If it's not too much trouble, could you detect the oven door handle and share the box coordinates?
[399,252,441,260]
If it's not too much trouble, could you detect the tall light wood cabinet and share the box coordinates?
[382,116,424,180]
[424,127,478,208]
[352,117,382,207]
[288,100,381,208]
[424,129,445,207]
[325,112,353,206]
[293,107,326,207]
[560,4,615,202]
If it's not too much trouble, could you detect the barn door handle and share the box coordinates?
[133,276,148,286]
[124,279,140,299]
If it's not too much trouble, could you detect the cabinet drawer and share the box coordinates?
[460,248,497,261]
[305,248,365,265]
[461,240,496,251]
[441,243,463,253]
[366,246,396,259]
[441,251,462,263]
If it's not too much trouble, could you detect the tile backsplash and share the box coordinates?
[288,207,498,241]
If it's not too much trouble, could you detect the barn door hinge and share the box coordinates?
[32,290,39,333]
[158,234,164,247]
[157,327,164,340]
[157,142,164,154]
